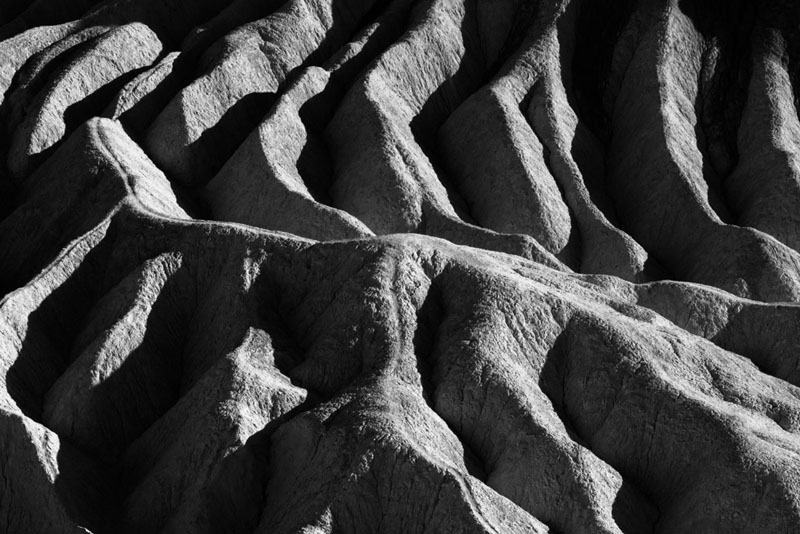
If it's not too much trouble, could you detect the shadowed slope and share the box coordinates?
[2,1,800,533]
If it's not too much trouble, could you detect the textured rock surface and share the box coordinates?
[2,1,800,533]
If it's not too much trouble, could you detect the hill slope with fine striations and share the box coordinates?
[2,1,800,533]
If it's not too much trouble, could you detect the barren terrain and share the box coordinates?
[2,0,800,532]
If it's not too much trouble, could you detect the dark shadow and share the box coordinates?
[563,0,641,234]
[3,226,122,529]
[412,281,444,411]
[612,478,660,534]
[22,63,151,177]
[6,231,112,420]
[180,0,288,62]
[169,180,213,219]
[250,259,340,401]
[539,322,659,534]
[298,91,336,206]
[0,167,16,224]
[55,437,122,533]
[187,90,277,186]
[412,280,487,482]
[0,410,117,533]
[570,0,638,147]
[0,0,35,31]
[179,0,389,190]
[74,263,192,464]
[409,0,535,225]
[117,52,197,141]
[0,170,123,296]
[537,326,587,446]
[553,0,625,228]
[0,0,102,41]
[293,2,416,207]
[640,252,674,283]
[47,236,327,531]
[296,131,334,205]
[679,0,756,225]
[712,306,800,387]
[692,101,735,224]
[204,399,316,534]
[63,64,151,135]
[304,0,387,71]
[140,0,252,52]
[6,228,190,467]
[254,277,306,380]
[2,25,109,135]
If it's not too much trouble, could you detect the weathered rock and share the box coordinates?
[205,1,415,241]
[440,0,650,280]
[0,0,101,41]
[206,67,374,241]
[102,52,183,139]
[5,25,112,134]
[0,22,78,107]
[0,117,187,293]
[726,26,800,253]
[146,0,388,185]
[606,0,800,301]
[2,1,800,533]
[7,23,162,179]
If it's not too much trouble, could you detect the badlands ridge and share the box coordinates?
[1,0,800,532]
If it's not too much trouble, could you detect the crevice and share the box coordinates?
[526,100,583,268]
[492,0,540,72]
[204,397,317,534]
[54,433,123,533]
[168,180,210,219]
[693,66,734,224]
[537,325,586,446]
[307,0,388,72]
[5,230,113,421]
[47,259,193,462]
[114,51,197,142]
[570,0,639,147]
[412,281,488,482]
[166,0,397,189]
[63,65,151,135]
[2,25,111,136]
[293,1,416,208]
[412,282,444,410]
[249,271,337,401]
[569,0,643,234]
[16,63,156,180]
[187,90,278,182]
[556,0,629,230]
[539,323,661,534]
[297,91,338,206]
[685,0,756,225]
[255,282,306,381]
[409,0,539,226]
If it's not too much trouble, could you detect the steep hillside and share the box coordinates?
[2,1,800,532]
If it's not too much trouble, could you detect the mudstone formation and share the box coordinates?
[2,0,800,532]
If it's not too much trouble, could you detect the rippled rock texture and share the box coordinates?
[2,0,800,532]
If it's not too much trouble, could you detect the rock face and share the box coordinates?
[2,1,800,533]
